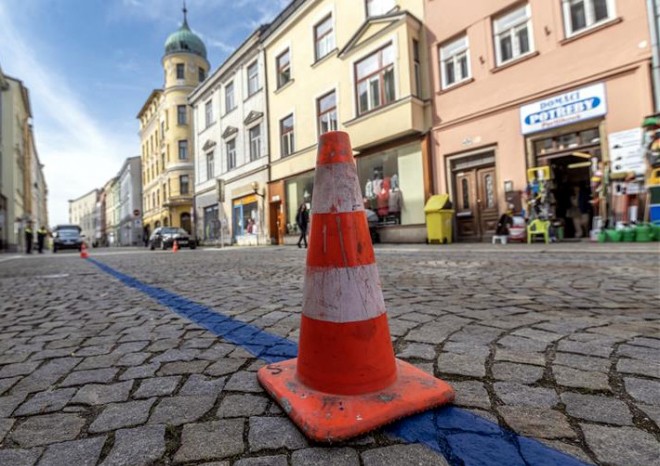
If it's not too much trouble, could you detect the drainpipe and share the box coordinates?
[647,0,660,112]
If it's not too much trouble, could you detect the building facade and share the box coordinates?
[138,8,209,241]
[264,0,432,244]
[117,156,143,246]
[190,27,270,247]
[69,189,99,243]
[427,0,653,240]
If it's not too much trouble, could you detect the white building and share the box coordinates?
[190,26,270,246]
[69,189,99,243]
[117,156,143,246]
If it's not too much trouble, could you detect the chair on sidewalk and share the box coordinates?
[527,219,550,244]
[492,235,507,244]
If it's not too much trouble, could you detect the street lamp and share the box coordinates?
[251,182,265,245]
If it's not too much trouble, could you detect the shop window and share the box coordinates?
[439,35,470,89]
[247,61,259,96]
[177,105,187,125]
[249,125,262,161]
[355,43,395,115]
[285,173,314,235]
[203,205,219,240]
[178,140,188,160]
[276,49,291,88]
[225,81,235,113]
[280,114,295,157]
[562,0,615,37]
[461,178,470,209]
[226,139,237,170]
[314,15,335,61]
[534,128,600,155]
[179,175,189,195]
[206,151,214,180]
[493,4,533,66]
[317,91,337,135]
[366,0,396,17]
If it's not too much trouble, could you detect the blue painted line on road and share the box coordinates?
[89,258,592,466]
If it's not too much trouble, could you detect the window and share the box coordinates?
[249,125,261,161]
[563,0,614,36]
[355,44,395,115]
[280,114,294,157]
[226,139,237,170]
[177,105,187,125]
[161,153,165,171]
[160,121,165,140]
[277,49,291,88]
[205,100,213,127]
[314,15,335,61]
[247,62,259,96]
[198,67,206,82]
[366,0,396,17]
[225,82,235,113]
[494,5,533,66]
[178,140,188,160]
[176,63,185,79]
[439,35,470,89]
[317,91,337,135]
[413,39,421,97]
[180,175,189,195]
[461,179,470,209]
[206,151,214,180]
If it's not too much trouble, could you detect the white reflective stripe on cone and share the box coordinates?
[312,162,364,215]
[302,263,386,323]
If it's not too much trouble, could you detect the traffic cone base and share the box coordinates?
[257,358,455,442]
[80,243,89,259]
[172,241,179,253]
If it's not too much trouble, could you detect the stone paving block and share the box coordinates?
[198,343,235,361]
[0,361,41,378]
[498,406,576,439]
[618,344,660,362]
[494,382,558,408]
[553,366,610,391]
[89,398,155,433]
[157,360,209,376]
[76,354,122,370]
[292,447,360,466]
[38,436,106,466]
[101,424,166,466]
[624,377,660,405]
[133,376,180,398]
[234,456,287,466]
[627,337,660,349]
[10,413,86,447]
[179,374,226,396]
[118,363,159,380]
[151,348,200,363]
[441,342,490,357]
[59,368,118,387]
[617,358,660,378]
[492,362,544,384]
[0,376,21,395]
[553,352,611,372]
[436,353,486,378]
[0,417,15,442]
[555,339,613,358]
[14,388,76,416]
[0,448,43,466]
[149,395,216,426]
[71,381,133,405]
[248,417,308,451]
[449,381,490,409]
[493,349,546,366]
[173,419,245,463]
[112,341,149,354]
[581,424,660,466]
[0,393,27,417]
[561,392,633,425]
[497,336,549,352]
[224,371,263,392]
[217,394,270,418]
[13,357,80,394]
[361,444,449,466]
[116,352,150,366]
[639,404,660,425]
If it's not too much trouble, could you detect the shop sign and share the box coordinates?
[609,128,645,175]
[520,83,607,135]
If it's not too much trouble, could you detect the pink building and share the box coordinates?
[426,0,653,241]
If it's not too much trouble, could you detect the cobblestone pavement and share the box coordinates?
[0,243,658,466]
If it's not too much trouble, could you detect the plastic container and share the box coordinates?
[622,228,636,242]
[424,195,454,244]
[634,224,653,242]
[605,229,622,242]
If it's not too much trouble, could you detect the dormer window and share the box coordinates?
[366,0,396,17]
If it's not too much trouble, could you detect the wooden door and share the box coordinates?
[269,201,283,245]
[476,167,498,237]
[455,171,479,239]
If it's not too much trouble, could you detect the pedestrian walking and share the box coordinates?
[24,223,33,254]
[37,225,48,253]
[296,203,309,248]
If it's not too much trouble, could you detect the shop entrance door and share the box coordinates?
[454,165,498,240]
[269,201,283,245]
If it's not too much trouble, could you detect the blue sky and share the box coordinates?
[0,0,289,225]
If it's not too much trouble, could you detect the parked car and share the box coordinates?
[149,227,196,250]
[52,224,83,253]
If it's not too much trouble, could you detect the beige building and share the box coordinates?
[138,7,209,239]
[264,0,432,243]
[427,0,653,240]
[69,188,99,244]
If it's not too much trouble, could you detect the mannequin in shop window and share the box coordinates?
[377,176,391,221]
[388,174,403,224]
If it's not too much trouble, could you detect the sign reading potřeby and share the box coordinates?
[520,83,607,135]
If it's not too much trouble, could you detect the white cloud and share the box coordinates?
[0,3,135,225]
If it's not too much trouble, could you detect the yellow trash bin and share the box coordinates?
[424,194,454,244]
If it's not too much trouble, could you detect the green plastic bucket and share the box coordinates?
[597,231,607,243]
[635,224,652,242]
[651,222,660,241]
[623,228,636,242]
[605,229,622,242]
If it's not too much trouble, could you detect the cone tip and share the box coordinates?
[317,131,353,166]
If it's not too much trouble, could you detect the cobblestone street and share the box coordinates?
[0,244,658,465]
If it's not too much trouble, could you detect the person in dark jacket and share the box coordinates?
[296,203,309,248]
[24,224,33,254]
[37,226,48,253]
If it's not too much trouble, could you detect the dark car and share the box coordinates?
[53,225,83,253]
[149,227,196,250]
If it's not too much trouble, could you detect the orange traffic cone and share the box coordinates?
[257,132,454,442]
[80,242,89,259]
[172,240,179,253]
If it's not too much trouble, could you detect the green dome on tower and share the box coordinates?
[164,6,207,59]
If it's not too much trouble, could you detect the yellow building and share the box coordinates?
[137,6,209,238]
[264,0,432,243]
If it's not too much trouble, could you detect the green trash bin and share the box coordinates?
[424,194,454,244]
